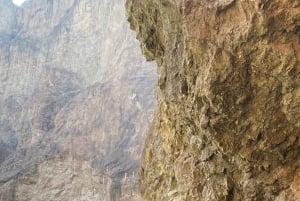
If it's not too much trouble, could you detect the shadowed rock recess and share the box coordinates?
[0,0,156,200]
[126,0,300,200]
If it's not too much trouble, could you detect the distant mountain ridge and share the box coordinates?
[0,0,156,200]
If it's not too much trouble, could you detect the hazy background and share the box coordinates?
[0,0,156,200]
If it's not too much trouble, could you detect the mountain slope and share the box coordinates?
[0,0,156,200]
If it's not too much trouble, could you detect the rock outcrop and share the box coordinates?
[126,0,300,200]
[0,0,156,200]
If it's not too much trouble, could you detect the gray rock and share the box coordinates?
[0,0,156,200]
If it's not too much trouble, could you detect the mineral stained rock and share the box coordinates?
[126,0,300,200]
[0,0,156,200]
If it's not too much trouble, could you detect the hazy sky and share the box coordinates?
[12,0,27,6]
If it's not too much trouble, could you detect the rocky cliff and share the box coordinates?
[126,0,300,200]
[0,0,156,200]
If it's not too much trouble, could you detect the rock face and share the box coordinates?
[126,0,300,200]
[0,0,156,200]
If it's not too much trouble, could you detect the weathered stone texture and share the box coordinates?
[126,0,300,200]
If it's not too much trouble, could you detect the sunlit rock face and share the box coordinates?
[126,0,300,200]
[0,0,156,200]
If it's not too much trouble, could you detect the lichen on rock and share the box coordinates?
[126,0,300,200]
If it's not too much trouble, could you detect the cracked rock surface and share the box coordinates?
[126,0,300,200]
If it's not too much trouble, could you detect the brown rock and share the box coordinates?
[126,0,300,200]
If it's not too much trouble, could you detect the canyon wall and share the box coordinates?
[0,0,156,200]
[126,0,300,200]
